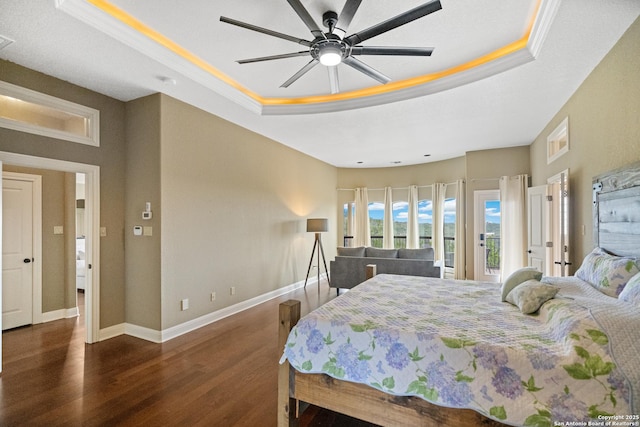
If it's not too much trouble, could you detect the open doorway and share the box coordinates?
[0,151,100,372]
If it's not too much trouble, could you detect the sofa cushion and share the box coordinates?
[365,247,398,258]
[398,248,433,260]
[337,246,366,257]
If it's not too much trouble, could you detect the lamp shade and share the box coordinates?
[307,218,328,233]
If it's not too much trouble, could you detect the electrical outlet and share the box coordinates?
[210,292,216,301]
[181,298,189,311]
[230,286,236,296]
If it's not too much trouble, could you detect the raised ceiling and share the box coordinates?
[0,0,638,167]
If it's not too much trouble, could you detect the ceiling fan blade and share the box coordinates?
[328,66,340,94]
[281,59,319,88]
[285,0,325,39]
[350,46,434,56]
[220,16,312,47]
[344,0,442,46]
[343,56,391,85]
[237,51,310,64]
[334,0,363,39]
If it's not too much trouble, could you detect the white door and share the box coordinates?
[2,178,33,330]
[527,185,551,275]
[474,190,501,282]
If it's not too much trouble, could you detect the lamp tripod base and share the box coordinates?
[304,233,331,292]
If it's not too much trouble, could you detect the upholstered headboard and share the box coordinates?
[592,161,640,257]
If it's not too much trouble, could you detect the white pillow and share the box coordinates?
[500,267,543,301]
[619,272,640,307]
[575,247,639,297]
[506,279,559,314]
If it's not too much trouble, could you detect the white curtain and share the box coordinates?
[406,185,419,249]
[499,174,528,279]
[454,179,466,279]
[432,183,446,264]
[354,187,371,247]
[382,187,394,248]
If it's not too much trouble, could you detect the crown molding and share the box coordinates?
[57,0,557,116]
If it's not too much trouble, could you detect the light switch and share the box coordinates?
[53,226,64,235]
[100,227,107,237]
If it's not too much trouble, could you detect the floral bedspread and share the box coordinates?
[281,274,638,426]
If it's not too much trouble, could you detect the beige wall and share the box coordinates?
[124,95,162,330]
[465,146,530,279]
[337,148,531,279]
[0,59,127,328]
[529,16,640,266]
[158,95,337,329]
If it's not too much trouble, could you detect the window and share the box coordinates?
[547,117,569,164]
[368,201,384,248]
[444,198,456,268]
[0,80,100,146]
[418,199,432,248]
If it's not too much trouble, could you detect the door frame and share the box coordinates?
[2,172,43,326]
[0,151,100,372]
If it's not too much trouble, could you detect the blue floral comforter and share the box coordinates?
[281,274,639,426]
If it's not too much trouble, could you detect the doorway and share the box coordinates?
[474,190,501,282]
[0,151,100,373]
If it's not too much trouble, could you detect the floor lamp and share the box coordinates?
[304,218,331,291]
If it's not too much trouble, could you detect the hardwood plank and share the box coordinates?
[1,284,371,426]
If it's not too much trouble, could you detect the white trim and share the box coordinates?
[2,172,43,325]
[100,322,127,341]
[56,0,559,116]
[0,80,100,146]
[547,117,569,164]
[41,307,79,323]
[108,275,321,344]
[0,151,100,344]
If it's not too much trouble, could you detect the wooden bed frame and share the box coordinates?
[277,161,640,427]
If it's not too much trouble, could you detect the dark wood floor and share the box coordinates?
[1,283,379,426]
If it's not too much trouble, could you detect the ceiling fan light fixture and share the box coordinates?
[319,45,343,66]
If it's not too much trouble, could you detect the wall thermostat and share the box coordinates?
[142,202,152,220]
[133,225,143,236]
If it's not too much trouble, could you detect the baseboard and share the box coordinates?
[41,306,78,323]
[101,275,322,343]
[99,323,126,341]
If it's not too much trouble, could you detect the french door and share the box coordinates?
[474,190,501,282]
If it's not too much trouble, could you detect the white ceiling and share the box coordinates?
[0,0,638,168]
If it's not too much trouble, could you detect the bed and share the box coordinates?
[278,161,640,426]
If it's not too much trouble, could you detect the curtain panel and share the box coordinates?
[383,187,394,249]
[406,185,419,249]
[354,187,371,247]
[454,179,466,279]
[499,175,528,279]
[432,183,446,263]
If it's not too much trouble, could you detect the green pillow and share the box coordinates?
[506,280,559,314]
[500,267,543,301]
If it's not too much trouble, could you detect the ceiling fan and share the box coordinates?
[220,0,442,94]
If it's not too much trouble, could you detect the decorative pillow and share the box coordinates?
[500,267,543,301]
[365,247,398,258]
[575,247,639,297]
[618,272,640,306]
[398,247,433,260]
[337,246,365,257]
[506,280,559,314]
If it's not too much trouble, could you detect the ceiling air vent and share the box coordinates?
[0,35,15,51]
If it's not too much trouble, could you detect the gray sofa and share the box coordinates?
[329,246,441,291]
